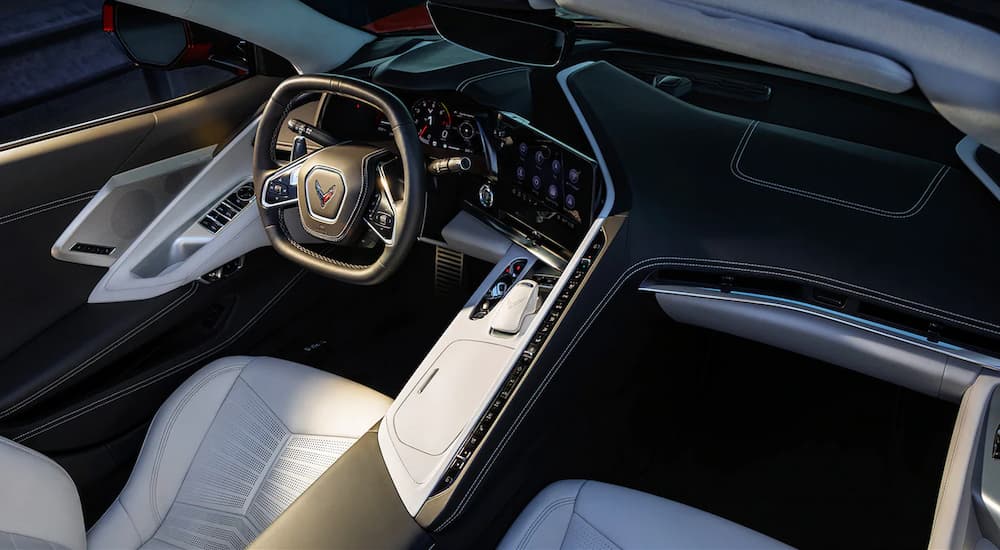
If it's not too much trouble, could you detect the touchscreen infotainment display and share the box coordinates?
[490,114,597,255]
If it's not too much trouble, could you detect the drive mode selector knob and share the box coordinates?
[479,183,495,208]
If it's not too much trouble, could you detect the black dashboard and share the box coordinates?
[317,92,600,258]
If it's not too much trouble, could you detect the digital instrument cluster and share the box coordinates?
[410,98,480,154]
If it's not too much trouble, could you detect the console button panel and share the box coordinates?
[434,229,606,494]
[470,258,528,320]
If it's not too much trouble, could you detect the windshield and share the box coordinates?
[300,0,429,31]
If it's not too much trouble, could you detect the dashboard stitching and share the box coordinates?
[0,282,199,421]
[13,270,307,443]
[0,190,98,225]
[437,253,1000,529]
[457,67,529,93]
[731,120,949,218]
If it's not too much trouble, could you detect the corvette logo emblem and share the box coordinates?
[315,180,336,207]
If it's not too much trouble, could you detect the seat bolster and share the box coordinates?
[239,356,392,435]
[0,437,85,550]
[88,356,250,547]
[86,498,142,549]
[498,480,585,550]
[501,480,793,550]
[573,481,791,549]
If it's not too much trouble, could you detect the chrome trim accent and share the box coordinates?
[364,158,400,246]
[957,135,1000,204]
[639,282,999,370]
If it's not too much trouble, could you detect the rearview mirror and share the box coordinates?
[427,2,574,67]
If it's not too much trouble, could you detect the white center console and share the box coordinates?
[379,244,547,513]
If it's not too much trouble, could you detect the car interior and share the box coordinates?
[1,0,999,548]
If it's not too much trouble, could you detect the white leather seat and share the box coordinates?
[500,480,792,550]
[0,356,391,550]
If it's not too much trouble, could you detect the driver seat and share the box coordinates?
[0,356,391,550]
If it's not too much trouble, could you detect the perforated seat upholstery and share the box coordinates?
[0,356,391,550]
[500,480,792,550]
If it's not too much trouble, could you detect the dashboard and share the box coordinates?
[316,93,600,259]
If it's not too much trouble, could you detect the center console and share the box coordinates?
[377,110,612,518]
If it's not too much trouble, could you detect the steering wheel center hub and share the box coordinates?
[293,144,389,243]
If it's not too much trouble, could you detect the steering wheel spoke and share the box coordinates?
[363,156,402,245]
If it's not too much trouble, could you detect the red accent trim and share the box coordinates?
[102,3,115,33]
[362,5,434,34]
[178,42,212,65]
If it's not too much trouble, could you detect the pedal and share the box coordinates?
[434,246,464,295]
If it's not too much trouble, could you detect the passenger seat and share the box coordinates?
[500,480,791,549]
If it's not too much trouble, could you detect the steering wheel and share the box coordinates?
[252,75,425,285]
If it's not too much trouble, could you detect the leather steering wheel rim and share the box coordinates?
[252,74,425,285]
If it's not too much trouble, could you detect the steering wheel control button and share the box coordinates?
[265,173,296,205]
[478,183,495,208]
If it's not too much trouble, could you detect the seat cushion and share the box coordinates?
[0,437,86,550]
[500,480,792,550]
[87,356,391,550]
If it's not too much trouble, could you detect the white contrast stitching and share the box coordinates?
[457,67,529,93]
[730,120,949,219]
[14,270,305,442]
[0,190,98,225]
[0,283,199,420]
[516,496,575,550]
[436,254,1000,529]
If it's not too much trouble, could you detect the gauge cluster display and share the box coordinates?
[410,98,480,155]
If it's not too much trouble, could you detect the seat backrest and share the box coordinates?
[0,437,85,550]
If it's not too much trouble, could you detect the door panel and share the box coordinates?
[0,76,279,425]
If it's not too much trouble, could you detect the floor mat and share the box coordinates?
[242,243,490,398]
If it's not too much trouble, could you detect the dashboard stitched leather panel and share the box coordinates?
[566,61,998,337]
[732,120,947,218]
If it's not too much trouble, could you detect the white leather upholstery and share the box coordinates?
[86,356,391,549]
[0,437,86,550]
[500,480,792,550]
